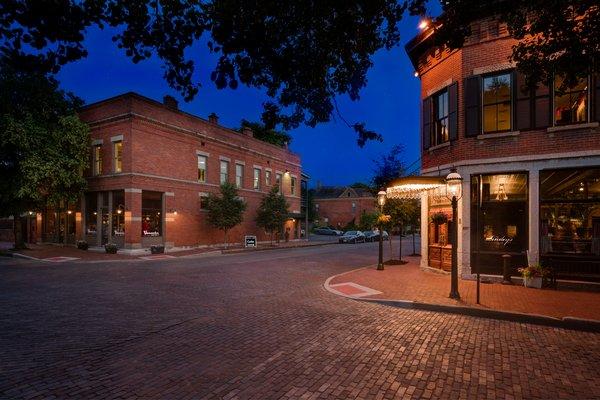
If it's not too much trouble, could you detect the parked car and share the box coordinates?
[313,226,343,236]
[339,231,366,244]
[363,230,389,242]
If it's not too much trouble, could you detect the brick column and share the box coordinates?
[420,191,429,269]
[75,212,83,241]
[528,169,540,265]
[164,192,175,248]
[125,188,142,249]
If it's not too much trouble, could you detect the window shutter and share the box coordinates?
[534,81,551,128]
[594,74,600,122]
[448,82,459,141]
[422,96,432,150]
[514,71,531,130]
[464,76,481,137]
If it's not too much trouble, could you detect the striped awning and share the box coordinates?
[386,176,446,199]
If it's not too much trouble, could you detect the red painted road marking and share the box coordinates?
[328,282,383,298]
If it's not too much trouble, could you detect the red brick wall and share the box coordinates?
[415,19,600,171]
[78,94,302,247]
[315,197,376,229]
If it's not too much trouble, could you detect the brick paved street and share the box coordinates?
[1,243,600,399]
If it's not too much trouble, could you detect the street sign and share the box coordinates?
[244,235,257,248]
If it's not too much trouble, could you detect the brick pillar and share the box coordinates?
[528,169,540,266]
[420,191,429,269]
[125,189,142,249]
[35,212,42,243]
[164,192,175,248]
[75,212,83,241]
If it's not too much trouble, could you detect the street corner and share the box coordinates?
[327,281,383,298]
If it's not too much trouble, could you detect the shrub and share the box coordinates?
[76,240,88,250]
[104,243,118,254]
[150,245,165,254]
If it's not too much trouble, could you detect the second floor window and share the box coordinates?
[92,144,102,175]
[265,170,272,186]
[235,164,244,188]
[482,72,512,133]
[276,173,283,194]
[113,140,123,173]
[554,75,588,125]
[197,155,207,182]
[253,168,261,190]
[220,160,229,184]
[432,89,449,146]
[291,177,297,195]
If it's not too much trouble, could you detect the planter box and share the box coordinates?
[150,245,165,254]
[523,276,542,289]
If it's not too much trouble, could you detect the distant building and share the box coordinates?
[313,186,376,228]
[28,92,303,249]
[406,6,600,279]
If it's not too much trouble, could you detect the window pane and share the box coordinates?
[198,156,206,182]
[141,191,162,236]
[497,102,511,131]
[235,164,243,188]
[265,171,271,186]
[220,161,229,184]
[483,105,497,133]
[574,91,587,122]
[554,93,571,125]
[253,168,260,190]
[114,141,123,173]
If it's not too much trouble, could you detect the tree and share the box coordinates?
[0,62,90,249]
[416,0,599,89]
[359,210,380,231]
[372,145,405,190]
[206,182,247,248]
[382,197,419,263]
[255,186,289,244]
[238,119,291,147]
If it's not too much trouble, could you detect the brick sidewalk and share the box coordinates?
[328,256,600,321]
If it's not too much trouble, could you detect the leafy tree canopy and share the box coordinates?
[206,182,247,246]
[255,186,289,242]
[372,144,405,190]
[238,119,291,147]
[359,210,380,231]
[0,62,89,217]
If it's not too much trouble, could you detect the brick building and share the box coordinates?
[34,92,303,249]
[313,186,376,229]
[406,10,600,280]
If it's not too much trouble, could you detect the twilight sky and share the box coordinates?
[57,12,429,187]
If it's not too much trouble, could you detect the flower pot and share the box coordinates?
[523,276,542,289]
[150,245,165,254]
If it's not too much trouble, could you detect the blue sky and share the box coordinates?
[57,13,426,187]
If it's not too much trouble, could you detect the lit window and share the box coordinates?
[92,144,102,176]
[482,73,512,133]
[235,164,244,188]
[291,177,297,195]
[276,173,283,194]
[220,160,229,184]
[113,141,123,173]
[253,168,261,190]
[265,170,272,186]
[432,90,449,145]
[198,155,207,183]
[554,75,588,125]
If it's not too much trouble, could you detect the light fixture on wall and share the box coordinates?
[418,19,429,30]
[495,183,508,201]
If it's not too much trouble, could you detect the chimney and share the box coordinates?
[163,95,178,110]
[208,112,219,124]
[242,126,254,137]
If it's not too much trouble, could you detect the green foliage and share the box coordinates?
[359,211,380,231]
[305,188,319,223]
[206,183,247,246]
[383,198,419,231]
[256,186,289,243]
[238,119,292,147]
[372,145,405,190]
[0,62,89,249]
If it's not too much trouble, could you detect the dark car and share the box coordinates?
[313,226,343,236]
[339,231,366,244]
[363,230,389,242]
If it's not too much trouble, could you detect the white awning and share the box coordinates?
[386,176,445,199]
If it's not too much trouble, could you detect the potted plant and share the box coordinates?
[518,264,546,288]
[150,244,165,254]
[76,240,88,250]
[104,243,118,254]
[430,212,448,225]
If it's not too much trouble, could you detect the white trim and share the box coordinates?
[426,78,454,97]
[546,122,599,133]
[275,170,283,175]
[196,150,210,157]
[198,192,209,197]
[265,168,272,172]
[428,142,451,152]
[477,131,520,140]
[91,139,103,146]
[219,156,231,162]
[235,160,245,166]
[253,165,263,170]
[111,134,124,142]
[165,192,175,197]
[472,62,515,76]
[124,188,142,193]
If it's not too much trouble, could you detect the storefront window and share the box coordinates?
[141,191,162,237]
[540,168,600,259]
[112,190,125,237]
[85,192,98,236]
[471,173,528,274]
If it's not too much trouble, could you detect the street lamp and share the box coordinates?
[377,190,387,271]
[445,169,463,300]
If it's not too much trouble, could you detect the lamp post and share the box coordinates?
[377,190,386,271]
[445,169,463,300]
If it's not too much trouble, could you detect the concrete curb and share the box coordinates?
[222,240,338,254]
[324,265,600,333]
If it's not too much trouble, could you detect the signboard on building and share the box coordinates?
[244,235,257,248]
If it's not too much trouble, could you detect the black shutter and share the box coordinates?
[514,71,531,130]
[594,74,600,122]
[464,76,481,137]
[422,96,432,150]
[448,82,458,141]
[534,81,551,128]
